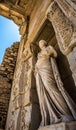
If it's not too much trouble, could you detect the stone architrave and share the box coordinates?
[46,1,76,55]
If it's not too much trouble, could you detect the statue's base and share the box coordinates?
[38,121,76,130]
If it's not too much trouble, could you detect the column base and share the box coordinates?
[38,121,76,130]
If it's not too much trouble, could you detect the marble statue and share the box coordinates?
[35,40,76,126]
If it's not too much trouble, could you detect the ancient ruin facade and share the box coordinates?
[0,42,19,129]
[0,0,76,130]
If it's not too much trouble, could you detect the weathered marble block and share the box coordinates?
[38,121,76,130]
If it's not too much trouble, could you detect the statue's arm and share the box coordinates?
[49,46,57,58]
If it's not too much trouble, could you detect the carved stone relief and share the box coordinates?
[12,62,22,100]
[67,47,76,86]
[8,113,15,130]
[46,1,76,55]
[20,106,32,130]
[19,17,27,36]
[55,0,76,26]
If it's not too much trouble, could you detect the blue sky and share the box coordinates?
[0,16,20,64]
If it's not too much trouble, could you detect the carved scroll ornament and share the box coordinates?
[46,1,76,55]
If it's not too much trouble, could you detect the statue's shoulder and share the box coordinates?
[47,45,53,51]
[48,45,53,48]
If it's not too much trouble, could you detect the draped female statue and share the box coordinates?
[35,40,76,126]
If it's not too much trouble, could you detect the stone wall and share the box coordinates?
[0,76,11,129]
[0,42,19,129]
[0,42,19,81]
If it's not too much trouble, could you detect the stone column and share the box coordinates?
[5,36,25,130]
[5,18,28,130]
[19,42,41,130]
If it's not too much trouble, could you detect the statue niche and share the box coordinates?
[35,40,76,127]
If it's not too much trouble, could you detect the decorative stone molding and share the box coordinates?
[0,3,24,26]
[55,0,76,26]
[19,16,28,37]
[23,44,33,62]
[46,1,76,55]
[20,106,32,130]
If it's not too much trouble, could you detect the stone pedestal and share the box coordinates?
[38,121,76,130]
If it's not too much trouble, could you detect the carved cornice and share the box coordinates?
[0,1,25,15]
[0,3,25,25]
